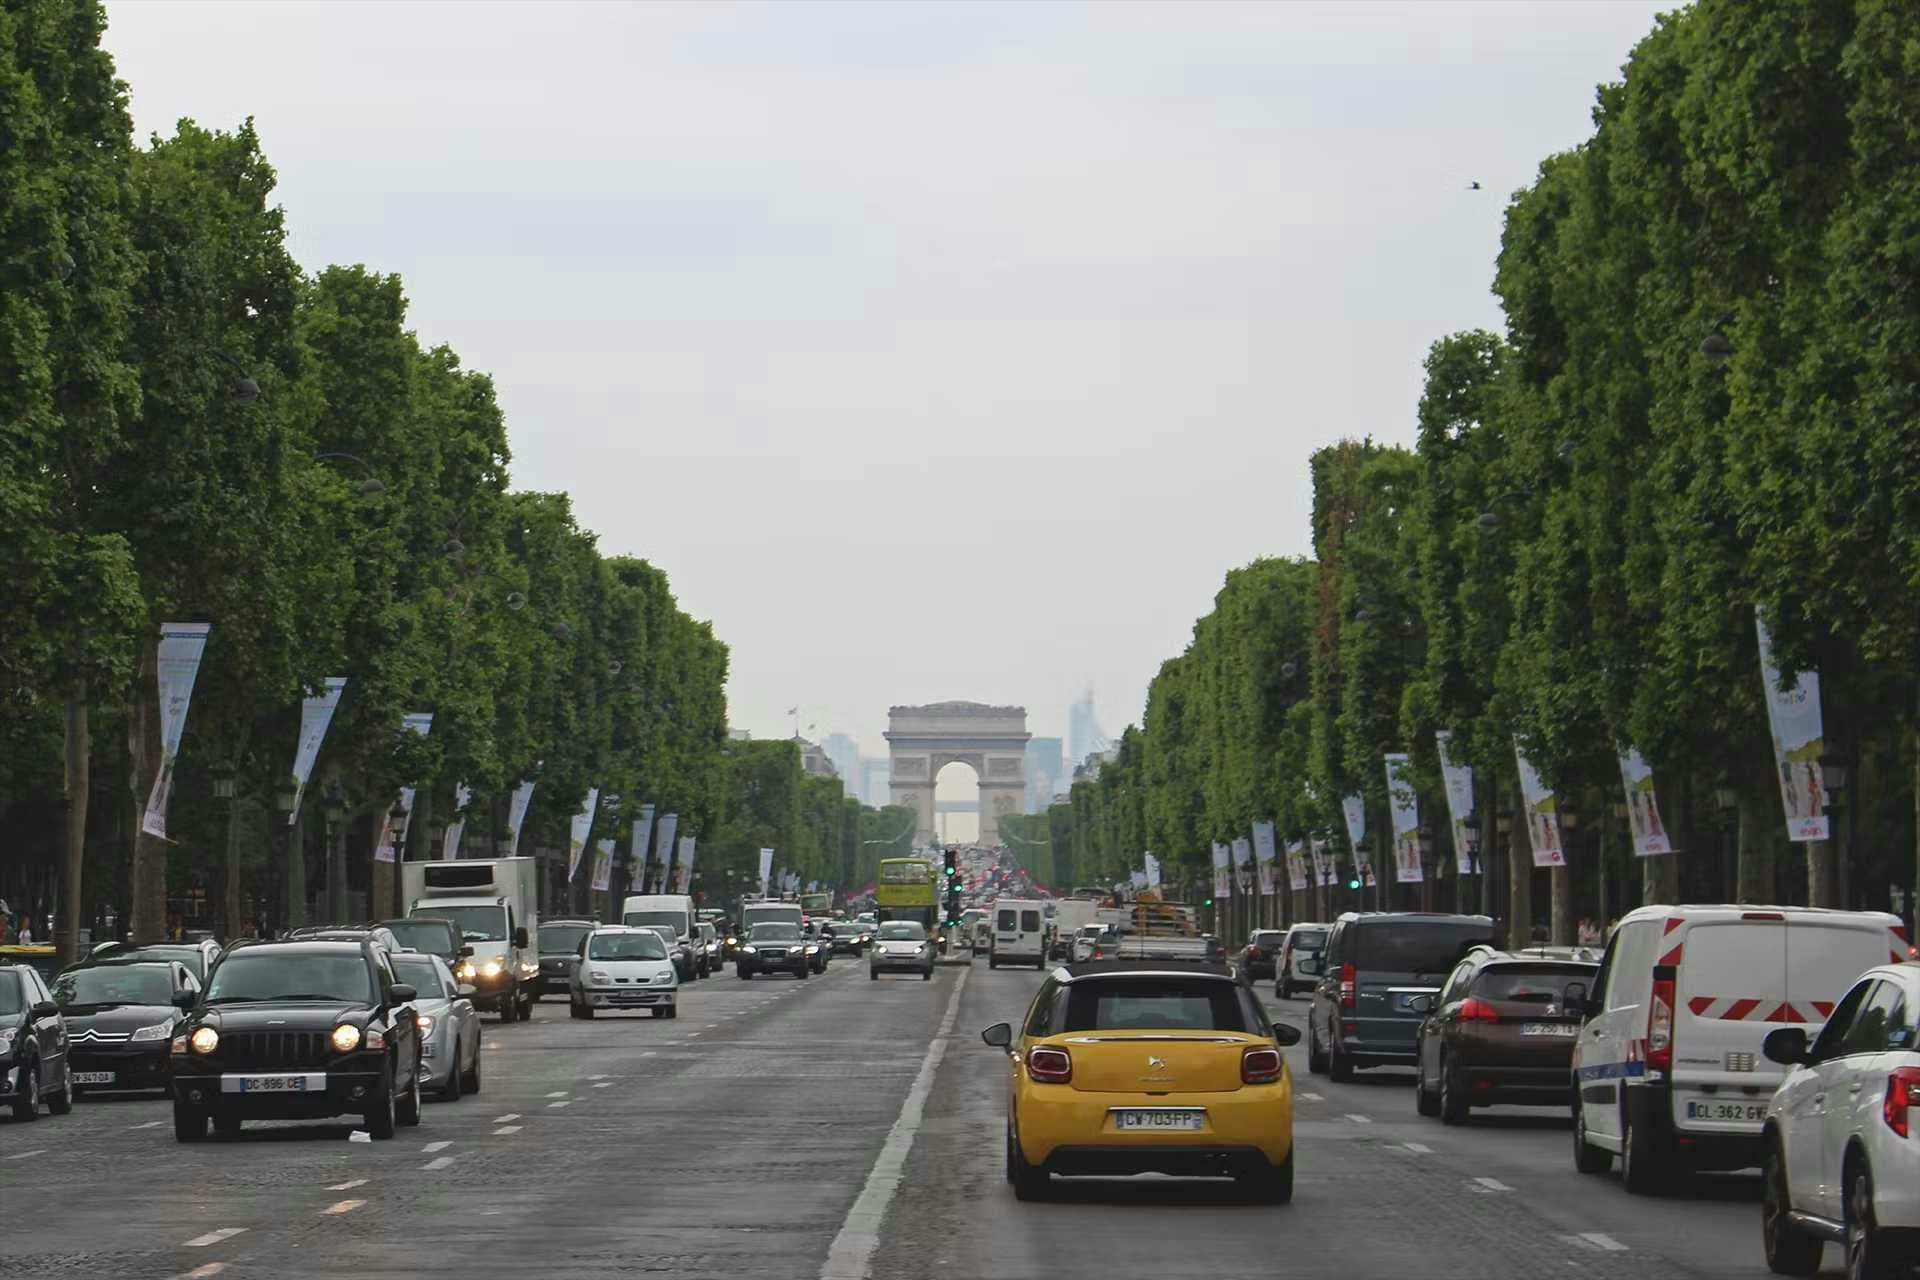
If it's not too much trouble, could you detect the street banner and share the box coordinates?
[566,788,600,882]
[1144,852,1162,891]
[758,847,775,893]
[1618,748,1674,856]
[1385,753,1422,883]
[1285,838,1310,892]
[590,837,614,892]
[1211,842,1232,899]
[505,777,536,857]
[1513,739,1567,867]
[1436,730,1477,875]
[288,677,347,826]
[1252,821,1278,895]
[441,782,473,859]
[1130,870,1147,891]
[626,803,656,873]
[675,836,696,894]
[653,813,680,891]
[1231,836,1253,897]
[141,622,213,840]
[1342,793,1369,872]
[1756,611,1830,842]
[373,712,435,863]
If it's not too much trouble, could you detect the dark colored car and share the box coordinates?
[641,926,702,981]
[695,921,724,972]
[736,923,811,980]
[1306,912,1497,1082]
[88,939,222,985]
[376,917,469,968]
[1234,930,1289,982]
[537,919,596,996]
[804,923,831,973]
[820,921,868,957]
[0,964,73,1120]
[169,938,424,1142]
[52,960,198,1096]
[1412,947,1597,1123]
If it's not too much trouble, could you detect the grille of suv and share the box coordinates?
[222,1030,330,1070]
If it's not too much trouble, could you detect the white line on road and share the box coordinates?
[320,1200,364,1216]
[592,1081,612,1088]
[1473,1177,1513,1192]
[493,1113,520,1122]
[543,1091,568,1098]
[1403,1142,1433,1154]
[325,1179,368,1191]
[1581,1233,1628,1252]
[1297,1091,1324,1102]
[422,1156,455,1170]
[1344,1113,1372,1124]
[182,1228,248,1247]
[547,1099,571,1108]
[493,1125,522,1135]
[820,965,969,1280]
[130,1120,163,1130]
[588,1073,607,1080]
[5,1149,45,1161]
[178,1265,226,1278]
[422,1141,451,1153]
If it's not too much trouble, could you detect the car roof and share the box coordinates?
[1054,964,1236,984]
[1614,904,1902,925]
[543,919,597,927]
[1335,912,1494,926]
[233,940,368,958]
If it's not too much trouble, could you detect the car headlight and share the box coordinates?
[455,963,476,981]
[0,1026,16,1052]
[590,971,611,983]
[654,972,674,984]
[725,936,737,946]
[741,946,757,954]
[329,1023,363,1053]
[414,1015,435,1036]
[130,1020,173,1042]
[480,960,504,978]
[190,1026,220,1055]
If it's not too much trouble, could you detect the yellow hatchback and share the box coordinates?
[981,964,1298,1202]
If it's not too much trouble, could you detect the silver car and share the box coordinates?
[391,952,482,1100]
[869,921,935,981]
[569,927,679,1019]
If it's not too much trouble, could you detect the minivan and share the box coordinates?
[620,894,704,978]
[1306,912,1497,1081]
[990,900,1048,969]
[1276,923,1330,998]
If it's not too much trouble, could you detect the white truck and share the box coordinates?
[1048,900,1100,959]
[402,858,539,1023]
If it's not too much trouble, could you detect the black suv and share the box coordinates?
[169,938,424,1142]
[1305,911,1496,1081]
[537,919,596,997]
[1,964,73,1120]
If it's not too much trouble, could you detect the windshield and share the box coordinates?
[204,953,375,1004]
[384,920,455,954]
[750,924,801,942]
[419,906,507,943]
[588,933,669,961]
[1354,922,1493,974]
[0,973,23,1015]
[54,964,173,1006]
[1063,978,1251,1033]
[878,923,925,941]
[1290,930,1328,951]
[542,924,592,956]
[1476,964,1596,1004]
[392,956,448,998]
[745,907,802,927]
[623,911,686,933]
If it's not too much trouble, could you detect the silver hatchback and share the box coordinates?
[869,922,934,981]
[390,952,482,1100]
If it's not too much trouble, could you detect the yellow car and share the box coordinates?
[981,964,1298,1202]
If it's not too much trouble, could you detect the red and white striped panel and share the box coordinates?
[1685,996,1835,1023]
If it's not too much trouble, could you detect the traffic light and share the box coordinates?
[1347,876,1362,890]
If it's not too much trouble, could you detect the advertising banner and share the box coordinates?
[651,813,679,892]
[1211,842,1232,899]
[675,836,696,894]
[758,847,775,893]
[626,804,656,874]
[590,837,614,892]
[1436,730,1477,875]
[1231,837,1253,897]
[1513,740,1567,867]
[566,788,600,883]
[505,778,536,857]
[1756,612,1830,842]
[289,677,347,826]
[1342,794,1369,872]
[1251,821,1278,895]
[1143,852,1162,891]
[374,712,435,863]
[442,782,472,860]
[141,622,213,840]
[1385,753,1422,883]
[1618,748,1674,856]
[1285,838,1310,892]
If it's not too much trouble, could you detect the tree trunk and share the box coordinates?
[57,684,90,966]
[1738,783,1772,903]
[1507,783,1532,949]
[1807,839,1836,908]
[1550,864,1570,945]
[127,644,168,943]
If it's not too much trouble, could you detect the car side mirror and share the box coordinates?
[389,984,417,1004]
[458,945,475,960]
[512,927,530,949]
[981,1022,1013,1049]
[170,991,197,1011]
[456,983,477,998]
[31,1000,59,1019]
[1405,994,1435,1015]
[1270,1022,1302,1047]
[1763,1026,1811,1066]
[1295,957,1323,977]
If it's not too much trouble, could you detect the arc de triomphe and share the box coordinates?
[885,702,1030,847]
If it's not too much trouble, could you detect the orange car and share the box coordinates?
[981,964,1298,1202]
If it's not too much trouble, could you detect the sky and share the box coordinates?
[103,0,1672,809]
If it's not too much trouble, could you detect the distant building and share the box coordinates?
[727,727,752,742]
[822,733,861,793]
[1067,690,1108,771]
[793,737,840,783]
[1024,737,1064,813]
[859,758,891,809]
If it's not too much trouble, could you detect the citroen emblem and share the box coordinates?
[1147,1055,1167,1070]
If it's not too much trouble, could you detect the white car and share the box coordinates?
[1761,961,1920,1277]
[1070,925,1116,963]
[390,951,482,1099]
[869,921,934,981]
[568,926,679,1019]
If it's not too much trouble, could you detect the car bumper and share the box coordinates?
[171,1068,388,1118]
[577,986,676,1009]
[1625,1081,1763,1172]
[1016,1083,1294,1170]
[871,953,933,972]
[1335,1018,1419,1062]
[1458,1062,1573,1106]
[69,1043,172,1092]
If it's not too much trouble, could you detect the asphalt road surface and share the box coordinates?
[0,959,1840,1280]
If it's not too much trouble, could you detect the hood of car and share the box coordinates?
[197,1002,372,1032]
[58,1002,176,1030]
[584,960,675,979]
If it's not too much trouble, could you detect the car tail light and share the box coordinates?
[1248,946,1263,960]
[1339,962,1356,1011]
[1884,1067,1920,1138]
[1647,976,1675,1072]
[1242,1046,1283,1084]
[1458,997,1499,1023]
[1026,1045,1072,1084]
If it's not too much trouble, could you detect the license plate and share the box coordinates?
[1113,1109,1204,1131]
[421,1043,437,1058]
[1522,1023,1577,1037]
[1685,1099,1768,1122]
[239,1075,308,1094]
[70,1071,114,1085]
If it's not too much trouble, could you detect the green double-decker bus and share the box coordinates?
[875,857,937,930]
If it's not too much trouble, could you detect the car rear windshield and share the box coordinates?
[1063,978,1252,1033]
[205,953,374,1004]
[751,924,801,942]
[589,933,669,961]
[1253,932,1287,948]
[542,924,592,955]
[1354,921,1493,974]
[54,964,172,1006]
[1290,930,1328,951]
[1474,963,1595,1004]
[383,919,454,953]
[392,956,448,998]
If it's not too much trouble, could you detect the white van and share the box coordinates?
[1570,904,1906,1193]
[989,899,1048,970]
[620,894,703,978]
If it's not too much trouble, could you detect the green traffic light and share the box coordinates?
[1347,878,1361,890]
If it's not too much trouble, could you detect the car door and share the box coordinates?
[1783,977,1872,1220]
[1422,959,1475,1087]
[24,970,66,1090]
[1576,919,1656,1149]
[1823,978,1906,1217]
[1313,923,1345,1049]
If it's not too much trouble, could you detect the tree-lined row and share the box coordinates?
[1047,0,1920,942]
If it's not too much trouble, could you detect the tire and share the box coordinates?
[869,969,878,981]
[989,956,998,970]
[46,1076,72,1117]
[1008,1123,1049,1202]
[1328,1033,1354,1084]
[1573,1101,1611,1174]
[1241,1148,1294,1205]
[1620,1104,1664,1195]
[8,1062,38,1121]
[365,1065,398,1140]
[212,1111,242,1138]
[579,1004,595,1020]
[1414,1063,1441,1118]
[443,1048,464,1101]
[798,967,810,980]
[662,1006,677,1020]
[460,1042,481,1095]
[569,999,586,1020]
[1307,1020,1329,1076]
[737,966,751,980]
[1438,1055,1469,1125]
[1846,1158,1903,1280]
[172,1101,206,1143]
[499,990,518,1024]
[922,968,932,981]
[1763,1140,1822,1277]
[396,1060,423,1127]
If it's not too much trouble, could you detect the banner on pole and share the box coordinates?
[141,622,213,840]
[1231,837,1252,897]
[758,847,775,893]
[1385,753,1422,883]
[373,712,434,863]
[1756,611,1830,842]
[1342,794,1369,872]
[590,837,615,892]
[1285,838,1310,892]
[627,803,656,873]
[1618,748,1673,856]
[675,836,696,894]
[1210,842,1232,899]
[567,788,600,882]
[505,777,537,857]
[1436,731,1477,875]
[1251,821,1278,895]
[1513,739,1567,867]
[289,677,347,827]
[1143,852,1162,891]
[442,782,473,859]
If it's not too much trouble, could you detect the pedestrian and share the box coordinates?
[1577,917,1600,946]
[1530,923,1548,944]
[16,917,32,946]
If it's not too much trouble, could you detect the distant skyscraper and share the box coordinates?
[1024,737,1063,813]
[822,733,861,796]
[860,758,891,809]
[1067,690,1107,772]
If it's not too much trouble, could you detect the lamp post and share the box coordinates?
[323,781,348,923]
[1460,811,1483,916]
[1714,783,1739,905]
[387,797,412,920]
[275,780,300,935]
[1554,806,1578,945]
[1820,752,1849,909]
[1417,827,1436,912]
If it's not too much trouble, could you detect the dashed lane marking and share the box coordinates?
[493,1113,520,1122]
[543,1091,568,1098]
[1344,1114,1372,1124]
[179,1265,226,1278]
[5,1149,46,1161]
[1472,1177,1513,1193]
[320,1200,365,1216]
[182,1228,248,1247]
[1403,1142,1433,1154]
[422,1141,451,1152]
[1580,1233,1628,1252]
[547,1099,572,1108]
[422,1156,455,1171]
[592,1082,612,1088]
[1297,1092,1324,1102]
[325,1179,368,1191]
[130,1120,163,1130]
[493,1125,522,1135]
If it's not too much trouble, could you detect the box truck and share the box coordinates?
[402,858,539,1022]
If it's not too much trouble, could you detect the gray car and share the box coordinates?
[1305,911,1496,1082]
[869,921,934,981]
[391,952,482,1100]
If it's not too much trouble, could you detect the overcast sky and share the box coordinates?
[104,0,1670,787]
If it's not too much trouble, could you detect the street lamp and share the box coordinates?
[312,451,387,497]
[274,780,300,935]
[208,350,261,404]
[323,781,348,922]
[211,761,236,801]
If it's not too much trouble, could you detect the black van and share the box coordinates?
[1305,912,1496,1082]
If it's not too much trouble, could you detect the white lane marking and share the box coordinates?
[547,1099,571,1108]
[5,1149,46,1160]
[820,965,969,1280]
[493,1113,520,1123]
[592,1081,612,1088]
[130,1120,163,1130]
[1344,1113,1371,1124]
[182,1228,248,1247]
[543,1091,568,1098]
[422,1155,455,1170]
[422,1141,451,1153]
[1472,1177,1513,1193]
[1581,1233,1628,1252]
[1297,1091,1324,1102]
[325,1178,368,1191]
[1403,1142,1433,1154]
[493,1125,522,1135]
[588,1073,608,1080]
[180,1265,226,1279]
[320,1199,365,1215]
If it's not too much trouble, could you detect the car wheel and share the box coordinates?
[798,966,810,980]
[737,966,751,980]
[461,1043,481,1095]
[579,1003,595,1020]
[869,969,878,981]
[1846,1158,1903,1280]
[1438,1055,1468,1125]
[1007,1122,1049,1202]
[1414,1061,1441,1118]
[568,997,585,1019]
[396,1061,423,1127]
[45,1074,73,1117]
[499,990,518,1024]
[922,967,932,980]
[1620,1104,1664,1195]
[212,1110,242,1138]
[1763,1140,1821,1276]
[444,1048,464,1101]
[1306,1020,1329,1075]
[9,1062,39,1121]
[1328,1032,1354,1084]
[1572,1101,1611,1174]
[1240,1148,1294,1205]
[172,1101,206,1143]
[989,955,998,969]
[365,1065,398,1140]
